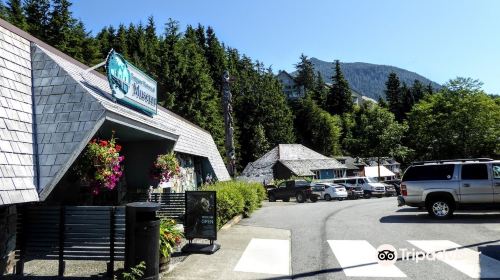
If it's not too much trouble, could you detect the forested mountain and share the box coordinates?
[298,57,441,100]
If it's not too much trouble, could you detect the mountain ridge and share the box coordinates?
[294,57,441,100]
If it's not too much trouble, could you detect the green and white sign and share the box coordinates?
[106,50,157,115]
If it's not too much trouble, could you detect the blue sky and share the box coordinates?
[72,0,500,94]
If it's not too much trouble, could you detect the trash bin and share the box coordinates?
[125,202,161,280]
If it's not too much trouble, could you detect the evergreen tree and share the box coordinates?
[143,16,159,78]
[113,24,129,57]
[24,0,50,38]
[6,0,27,30]
[250,124,270,159]
[400,83,413,120]
[411,80,425,103]
[311,71,328,108]
[326,60,353,115]
[48,0,74,51]
[294,54,315,92]
[158,18,182,108]
[425,83,434,95]
[384,72,402,121]
[205,26,227,92]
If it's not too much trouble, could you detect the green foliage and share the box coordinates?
[6,0,27,30]
[295,96,342,156]
[202,181,266,229]
[249,124,270,160]
[117,261,146,280]
[295,54,315,91]
[159,219,183,258]
[326,60,353,115]
[407,77,500,160]
[343,103,411,160]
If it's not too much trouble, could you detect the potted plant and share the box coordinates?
[151,152,181,187]
[159,219,183,272]
[73,132,125,197]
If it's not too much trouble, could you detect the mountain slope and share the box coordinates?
[305,57,441,100]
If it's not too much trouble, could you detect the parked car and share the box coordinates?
[382,179,401,196]
[268,180,319,203]
[339,183,364,199]
[398,158,500,219]
[329,177,386,198]
[312,183,348,201]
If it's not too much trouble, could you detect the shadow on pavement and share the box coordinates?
[380,213,500,224]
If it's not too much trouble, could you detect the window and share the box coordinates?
[493,164,500,179]
[346,179,356,184]
[313,170,320,179]
[461,164,488,180]
[278,182,287,188]
[402,164,455,181]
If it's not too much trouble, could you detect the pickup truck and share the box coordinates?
[268,180,319,203]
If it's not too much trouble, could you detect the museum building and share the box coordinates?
[0,19,229,273]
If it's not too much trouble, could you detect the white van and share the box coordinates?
[328,177,386,198]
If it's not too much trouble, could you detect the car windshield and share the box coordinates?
[366,177,378,183]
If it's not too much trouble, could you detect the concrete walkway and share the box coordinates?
[163,225,291,280]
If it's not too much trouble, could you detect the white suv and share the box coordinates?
[398,158,500,218]
[330,177,386,198]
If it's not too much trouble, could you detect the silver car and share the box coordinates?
[398,158,500,218]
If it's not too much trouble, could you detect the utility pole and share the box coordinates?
[222,71,236,176]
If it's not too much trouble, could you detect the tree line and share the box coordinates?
[293,54,499,163]
[1,0,498,169]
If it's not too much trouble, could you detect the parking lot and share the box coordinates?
[237,197,500,279]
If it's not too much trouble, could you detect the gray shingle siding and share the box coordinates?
[31,45,106,198]
[0,26,38,205]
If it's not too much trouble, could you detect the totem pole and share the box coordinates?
[222,71,236,176]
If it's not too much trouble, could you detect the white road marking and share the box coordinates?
[234,238,290,275]
[408,240,500,278]
[328,240,407,277]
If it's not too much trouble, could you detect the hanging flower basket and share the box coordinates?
[151,152,181,184]
[73,132,125,196]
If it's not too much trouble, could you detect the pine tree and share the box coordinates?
[205,26,227,92]
[250,124,270,159]
[400,83,413,120]
[311,71,328,108]
[294,54,315,92]
[411,79,425,104]
[326,60,353,115]
[158,18,182,108]
[114,24,129,57]
[144,16,160,78]
[425,83,434,95]
[48,0,74,51]
[6,0,27,30]
[24,0,50,38]
[384,72,402,120]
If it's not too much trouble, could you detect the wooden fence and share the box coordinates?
[16,205,125,277]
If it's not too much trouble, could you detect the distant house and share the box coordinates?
[364,157,401,176]
[362,166,396,181]
[334,156,366,177]
[276,71,305,100]
[239,144,347,183]
[350,90,377,105]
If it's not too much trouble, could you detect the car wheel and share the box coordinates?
[338,198,343,201]
[310,196,318,203]
[268,194,276,202]
[364,192,372,199]
[283,198,290,202]
[324,194,332,201]
[296,192,306,203]
[426,198,455,219]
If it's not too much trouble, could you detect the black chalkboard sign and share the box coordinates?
[184,191,217,240]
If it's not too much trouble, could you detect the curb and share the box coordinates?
[219,214,243,231]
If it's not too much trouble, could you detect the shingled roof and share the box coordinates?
[32,44,230,200]
[239,144,346,182]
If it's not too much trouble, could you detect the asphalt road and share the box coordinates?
[239,197,500,280]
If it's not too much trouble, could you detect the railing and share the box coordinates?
[136,192,185,222]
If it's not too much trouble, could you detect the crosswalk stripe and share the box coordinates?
[328,240,407,277]
[234,238,290,275]
[408,240,500,278]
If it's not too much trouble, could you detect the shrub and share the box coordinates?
[202,180,266,229]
